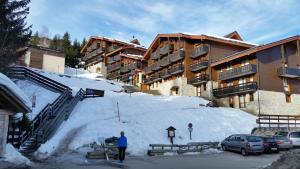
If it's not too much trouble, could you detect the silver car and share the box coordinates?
[221,134,264,156]
[288,131,300,147]
[273,135,293,150]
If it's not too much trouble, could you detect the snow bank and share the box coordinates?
[0,73,31,108]
[37,93,256,156]
[3,144,31,166]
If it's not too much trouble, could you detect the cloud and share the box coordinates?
[27,0,300,46]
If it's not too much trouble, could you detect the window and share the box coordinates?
[250,93,254,102]
[286,94,291,103]
[203,83,207,91]
[196,86,201,96]
[241,60,249,66]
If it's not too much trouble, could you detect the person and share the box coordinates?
[117,131,127,163]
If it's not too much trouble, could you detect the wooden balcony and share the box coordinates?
[218,64,257,81]
[92,50,97,57]
[191,45,209,58]
[114,54,121,62]
[120,66,130,73]
[120,74,130,82]
[160,69,171,79]
[160,44,173,56]
[152,61,161,71]
[213,82,258,97]
[188,74,209,86]
[169,64,184,75]
[277,67,300,78]
[107,71,120,80]
[107,57,115,64]
[189,60,209,72]
[145,66,153,74]
[170,50,185,63]
[91,43,97,50]
[128,62,142,70]
[151,50,160,60]
[160,56,171,67]
[87,47,92,52]
[96,47,104,54]
[107,63,121,73]
[144,75,156,84]
[107,45,119,52]
[85,55,104,65]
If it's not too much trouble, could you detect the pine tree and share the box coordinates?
[0,0,32,71]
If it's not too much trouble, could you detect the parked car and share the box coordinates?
[273,135,293,150]
[274,131,288,137]
[262,137,279,153]
[221,134,264,156]
[288,131,300,147]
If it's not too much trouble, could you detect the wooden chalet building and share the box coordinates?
[81,36,146,80]
[211,35,300,115]
[106,46,146,85]
[142,32,255,98]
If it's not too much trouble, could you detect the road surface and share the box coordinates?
[13,151,280,169]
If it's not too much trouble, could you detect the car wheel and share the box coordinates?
[241,149,248,156]
[222,145,227,151]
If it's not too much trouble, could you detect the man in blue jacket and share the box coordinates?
[118,131,127,162]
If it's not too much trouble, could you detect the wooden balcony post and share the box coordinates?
[297,40,300,66]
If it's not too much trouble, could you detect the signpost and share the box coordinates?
[188,123,193,140]
[166,126,176,144]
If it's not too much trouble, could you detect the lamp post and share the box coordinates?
[166,126,176,144]
[75,65,78,77]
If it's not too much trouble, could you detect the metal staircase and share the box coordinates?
[6,66,85,155]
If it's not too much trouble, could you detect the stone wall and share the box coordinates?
[0,110,10,157]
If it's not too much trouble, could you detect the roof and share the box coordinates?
[27,45,65,56]
[224,31,243,41]
[80,36,146,54]
[0,73,31,113]
[211,35,300,67]
[143,33,257,59]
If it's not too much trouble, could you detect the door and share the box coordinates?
[239,95,246,108]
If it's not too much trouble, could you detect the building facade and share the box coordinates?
[81,36,145,80]
[142,32,255,98]
[18,45,65,74]
[211,36,300,115]
[106,46,146,85]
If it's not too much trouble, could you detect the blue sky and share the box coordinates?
[27,0,300,47]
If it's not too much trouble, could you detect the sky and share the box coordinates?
[27,0,300,47]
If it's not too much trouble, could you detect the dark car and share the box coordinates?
[262,137,279,153]
[221,134,264,156]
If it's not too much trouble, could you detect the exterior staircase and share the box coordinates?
[6,66,85,155]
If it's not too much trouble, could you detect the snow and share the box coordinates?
[14,79,60,120]
[11,67,256,158]
[0,73,31,109]
[3,144,31,166]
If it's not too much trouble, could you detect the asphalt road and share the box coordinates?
[10,151,280,169]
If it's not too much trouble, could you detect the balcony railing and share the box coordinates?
[87,47,92,52]
[108,45,119,52]
[91,43,97,50]
[107,57,115,64]
[107,63,121,73]
[120,66,130,73]
[213,82,258,97]
[85,55,104,65]
[120,74,130,82]
[277,67,300,78]
[170,50,185,63]
[145,66,153,74]
[144,75,156,84]
[107,71,120,80]
[151,50,160,60]
[92,50,97,57]
[191,45,209,58]
[128,62,142,70]
[114,54,121,62]
[160,69,171,79]
[190,60,209,72]
[160,56,171,67]
[188,74,209,86]
[160,44,173,56]
[152,61,161,71]
[96,47,104,54]
[169,64,184,75]
[218,64,257,81]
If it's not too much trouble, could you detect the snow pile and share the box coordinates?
[14,80,60,119]
[37,93,256,156]
[30,68,123,93]
[0,73,31,109]
[3,144,31,166]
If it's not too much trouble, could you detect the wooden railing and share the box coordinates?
[257,114,300,129]
[213,82,258,97]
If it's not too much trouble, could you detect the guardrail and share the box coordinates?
[147,142,219,156]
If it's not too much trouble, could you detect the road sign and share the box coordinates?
[188,123,193,140]
[188,123,193,128]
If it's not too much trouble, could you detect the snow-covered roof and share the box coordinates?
[0,73,31,111]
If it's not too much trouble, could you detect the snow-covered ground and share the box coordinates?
[10,67,255,158]
[7,67,257,159]
[14,79,60,119]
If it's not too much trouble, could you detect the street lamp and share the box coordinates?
[166,126,176,144]
[75,65,78,77]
